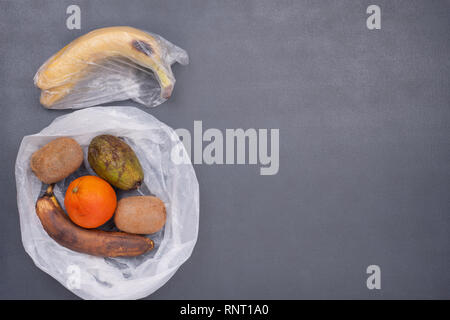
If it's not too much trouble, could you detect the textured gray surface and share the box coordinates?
[0,0,449,299]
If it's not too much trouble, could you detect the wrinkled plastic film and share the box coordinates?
[15,107,199,299]
[34,27,188,109]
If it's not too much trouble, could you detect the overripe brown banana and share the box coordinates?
[34,26,180,107]
[35,185,154,257]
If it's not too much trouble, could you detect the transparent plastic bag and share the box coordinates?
[34,27,188,109]
[15,107,199,300]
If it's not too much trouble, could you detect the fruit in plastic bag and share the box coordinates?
[115,196,166,234]
[30,137,83,184]
[36,185,154,257]
[88,134,144,190]
[64,176,117,229]
[16,107,199,299]
[34,26,188,108]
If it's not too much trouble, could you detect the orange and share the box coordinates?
[64,175,117,229]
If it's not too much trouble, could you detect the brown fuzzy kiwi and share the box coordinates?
[115,196,166,234]
[31,137,83,184]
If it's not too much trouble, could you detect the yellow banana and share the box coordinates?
[35,26,178,107]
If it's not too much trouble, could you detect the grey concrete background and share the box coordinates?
[0,0,449,299]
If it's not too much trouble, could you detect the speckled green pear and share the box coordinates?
[88,135,144,190]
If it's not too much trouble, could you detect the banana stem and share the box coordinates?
[45,184,55,196]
